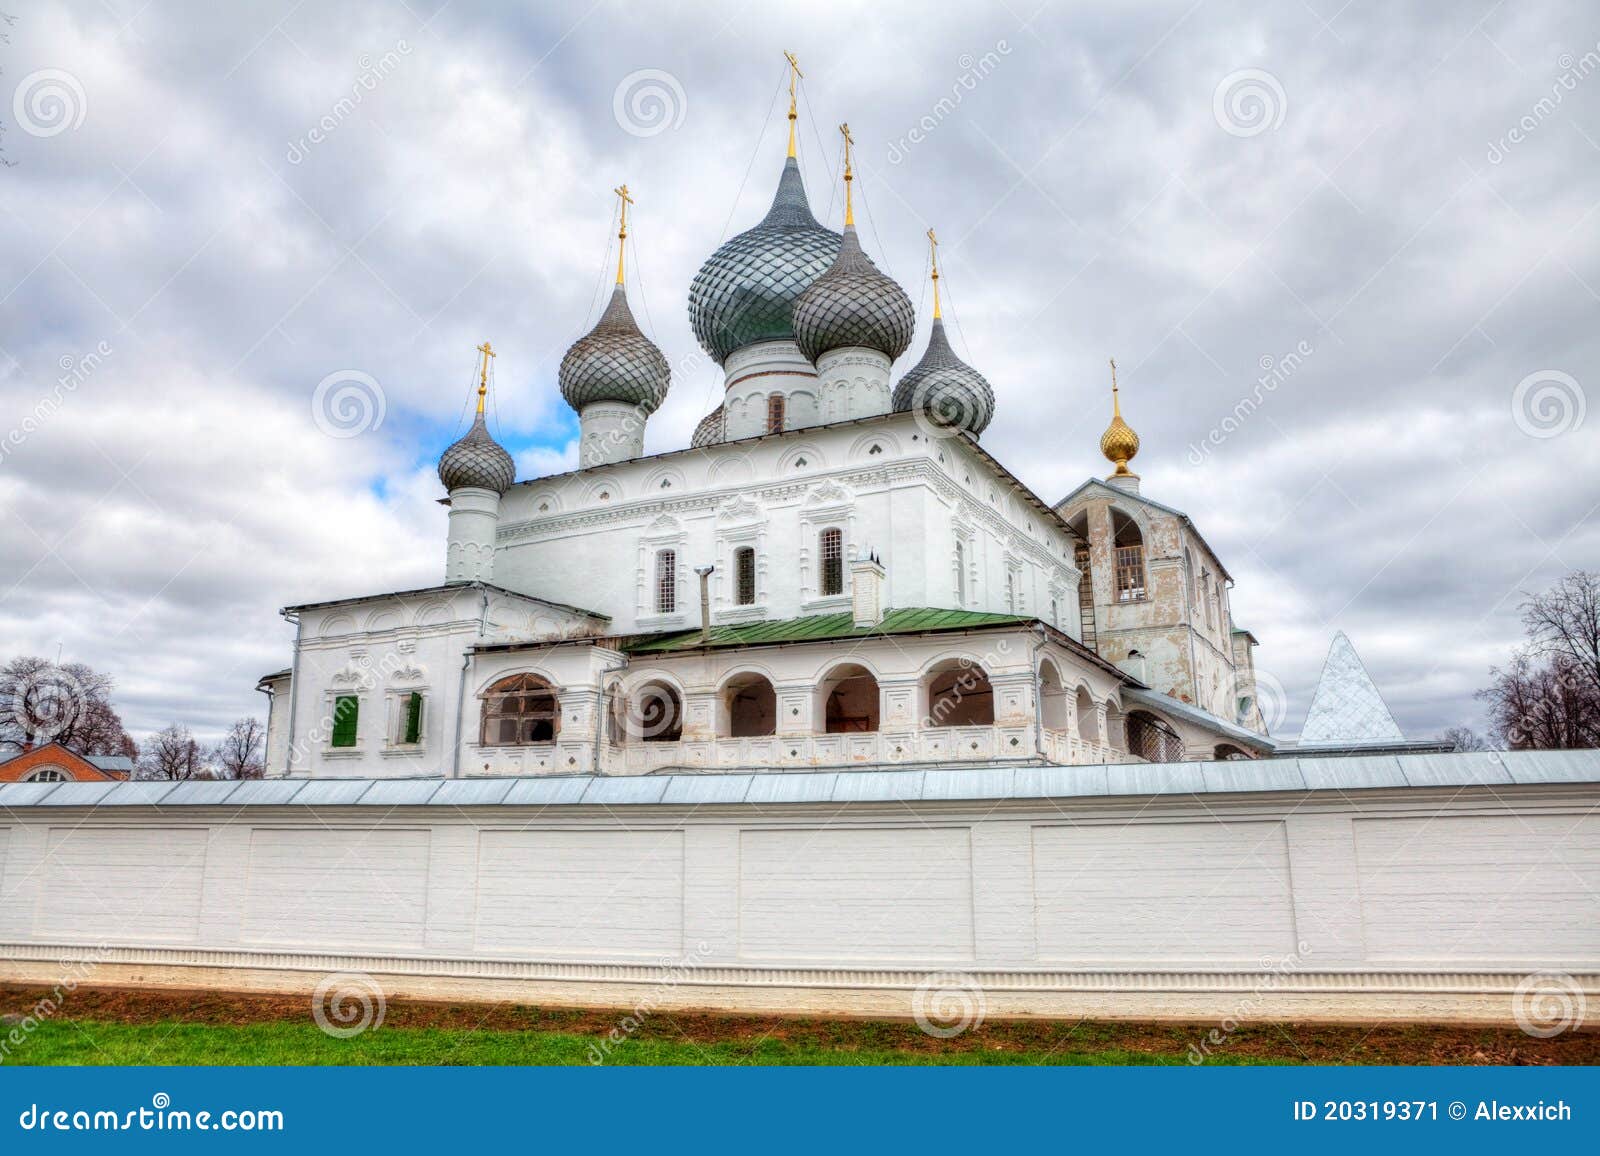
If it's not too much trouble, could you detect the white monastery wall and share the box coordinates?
[3,760,1596,1022]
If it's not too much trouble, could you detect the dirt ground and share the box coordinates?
[3,982,1597,1064]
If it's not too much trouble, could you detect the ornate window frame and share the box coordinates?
[636,514,688,630]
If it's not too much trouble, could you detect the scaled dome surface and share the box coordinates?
[559,285,671,414]
[792,226,915,363]
[891,319,996,437]
[438,413,516,494]
[688,158,840,364]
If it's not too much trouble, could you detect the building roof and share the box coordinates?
[4,750,1593,810]
[1122,686,1276,754]
[281,581,609,623]
[1298,631,1405,746]
[620,607,1035,654]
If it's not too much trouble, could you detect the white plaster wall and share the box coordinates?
[4,787,1596,1006]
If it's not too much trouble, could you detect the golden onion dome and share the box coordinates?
[1100,358,1140,477]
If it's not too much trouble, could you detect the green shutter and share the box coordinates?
[403,692,423,745]
[331,695,359,747]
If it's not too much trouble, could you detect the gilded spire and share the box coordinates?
[613,184,633,285]
[1100,357,1140,477]
[475,340,495,415]
[927,228,942,319]
[839,122,854,226]
[784,51,802,159]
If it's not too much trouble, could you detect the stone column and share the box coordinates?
[445,486,500,584]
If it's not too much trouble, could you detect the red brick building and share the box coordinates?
[0,742,134,782]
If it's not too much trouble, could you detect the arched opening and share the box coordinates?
[924,658,995,727]
[1074,687,1100,744]
[723,672,776,737]
[481,673,560,745]
[1039,661,1069,730]
[1126,709,1185,763]
[621,680,683,743]
[1214,743,1251,761]
[1111,510,1145,602]
[24,767,69,783]
[818,663,879,733]
[766,393,786,434]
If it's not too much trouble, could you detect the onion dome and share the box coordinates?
[792,225,915,363]
[690,406,725,448]
[892,319,995,436]
[558,285,671,414]
[439,412,515,494]
[688,158,840,363]
[1099,358,1140,478]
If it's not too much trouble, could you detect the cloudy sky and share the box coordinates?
[2,0,1596,746]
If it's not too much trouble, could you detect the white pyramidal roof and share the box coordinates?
[1299,631,1405,745]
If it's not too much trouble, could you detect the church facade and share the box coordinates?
[259,84,1277,780]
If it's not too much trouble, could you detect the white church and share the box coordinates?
[256,77,1422,782]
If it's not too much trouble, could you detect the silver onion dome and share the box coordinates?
[438,412,516,494]
[792,225,915,363]
[688,157,840,364]
[559,285,671,414]
[892,319,996,437]
[690,406,725,448]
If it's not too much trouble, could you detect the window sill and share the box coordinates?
[714,605,769,625]
[322,748,364,759]
[801,595,852,613]
[637,613,688,631]
[381,745,428,758]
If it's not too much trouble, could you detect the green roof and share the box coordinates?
[620,608,1032,655]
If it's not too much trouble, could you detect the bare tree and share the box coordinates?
[138,723,207,781]
[0,656,137,757]
[213,717,266,780]
[1479,650,1600,751]
[1522,570,1600,696]
[1440,726,1488,752]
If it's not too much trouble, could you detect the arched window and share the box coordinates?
[819,663,879,733]
[1202,571,1215,629]
[1005,571,1016,612]
[1214,743,1250,761]
[1126,710,1185,763]
[924,659,995,727]
[766,394,785,434]
[1111,511,1146,602]
[735,546,756,606]
[723,673,776,737]
[621,680,683,743]
[819,528,844,596]
[655,549,677,614]
[481,674,560,745]
[954,540,966,604]
[24,767,69,783]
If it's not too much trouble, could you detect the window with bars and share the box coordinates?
[735,546,756,605]
[481,673,560,745]
[656,549,677,614]
[1114,545,1145,602]
[766,394,785,434]
[1126,710,1185,763]
[819,528,844,596]
[331,695,359,747]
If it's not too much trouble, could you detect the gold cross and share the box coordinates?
[784,51,803,157]
[927,228,942,319]
[840,123,854,225]
[475,340,495,412]
[614,184,633,284]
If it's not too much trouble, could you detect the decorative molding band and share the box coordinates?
[3,943,1594,995]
